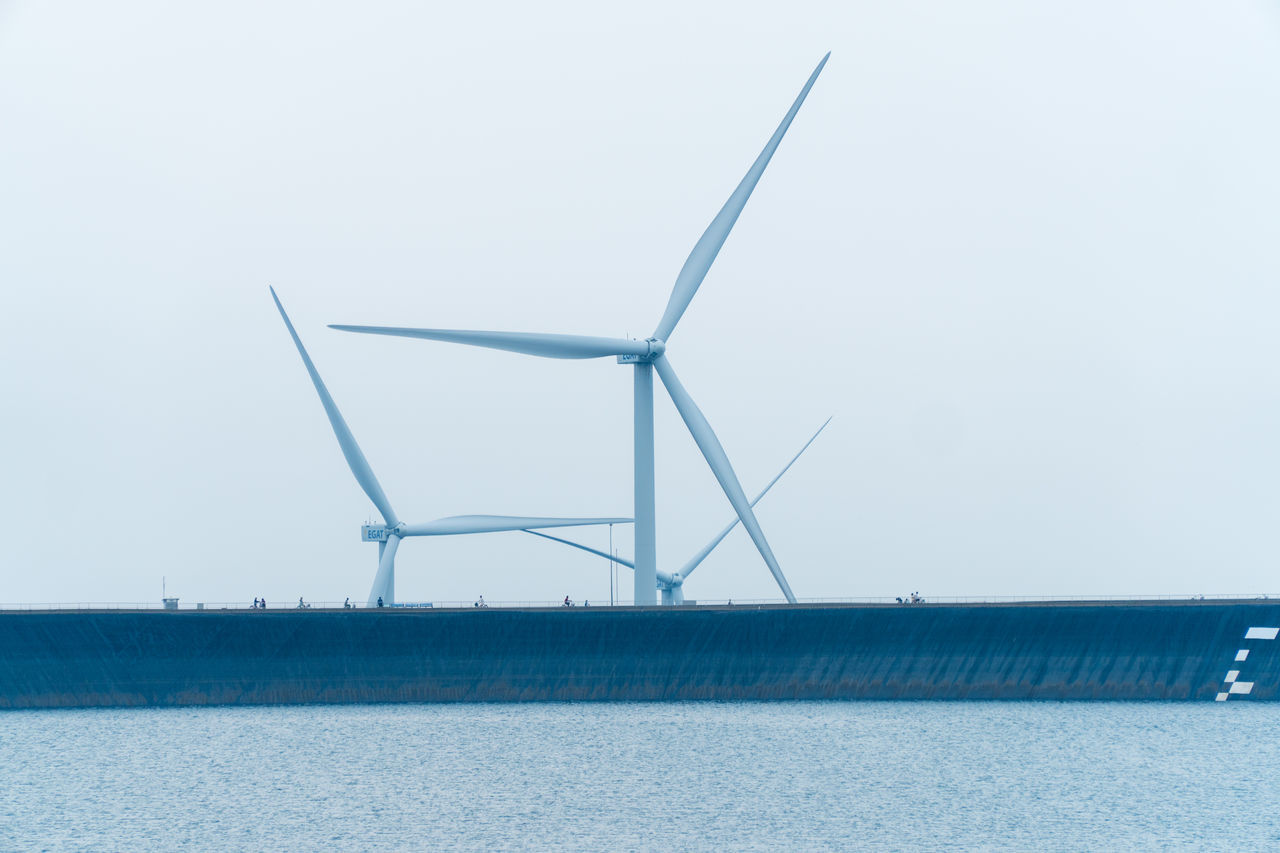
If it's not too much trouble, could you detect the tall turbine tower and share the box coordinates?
[331,54,829,604]
[271,288,630,604]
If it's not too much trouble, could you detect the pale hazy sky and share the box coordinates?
[2,1,1278,605]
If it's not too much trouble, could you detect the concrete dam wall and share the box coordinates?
[1,601,1277,709]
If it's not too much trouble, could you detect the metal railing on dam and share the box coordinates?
[0,593,1275,612]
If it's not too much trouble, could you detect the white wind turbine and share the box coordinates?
[330,54,830,604]
[271,288,630,605]
[525,418,830,604]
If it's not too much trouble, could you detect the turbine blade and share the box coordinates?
[521,530,638,571]
[270,288,400,528]
[678,416,831,582]
[367,533,400,606]
[653,355,797,602]
[399,515,632,536]
[653,53,830,343]
[521,531,679,588]
[329,326,648,360]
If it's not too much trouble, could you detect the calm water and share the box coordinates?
[1,702,1277,851]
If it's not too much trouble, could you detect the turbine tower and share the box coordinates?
[271,288,630,605]
[525,418,830,604]
[330,54,829,604]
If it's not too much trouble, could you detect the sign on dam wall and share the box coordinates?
[0,601,1276,709]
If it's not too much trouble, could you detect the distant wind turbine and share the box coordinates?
[525,418,830,604]
[330,53,830,604]
[271,288,630,605]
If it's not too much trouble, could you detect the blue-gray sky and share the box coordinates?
[1,1,1278,605]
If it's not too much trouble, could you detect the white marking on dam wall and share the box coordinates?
[1217,627,1277,701]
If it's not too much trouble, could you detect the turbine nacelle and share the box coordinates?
[616,338,666,364]
[659,575,686,606]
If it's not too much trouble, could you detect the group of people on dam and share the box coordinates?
[246,596,367,609]
[239,594,620,610]
[896,592,927,605]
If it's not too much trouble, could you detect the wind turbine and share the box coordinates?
[525,418,830,604]
[271,287,630,605]
[330,54,830,604]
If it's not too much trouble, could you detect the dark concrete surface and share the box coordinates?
[1,601,1276,708]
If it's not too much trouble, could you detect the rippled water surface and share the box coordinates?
[2,702,1278,851]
